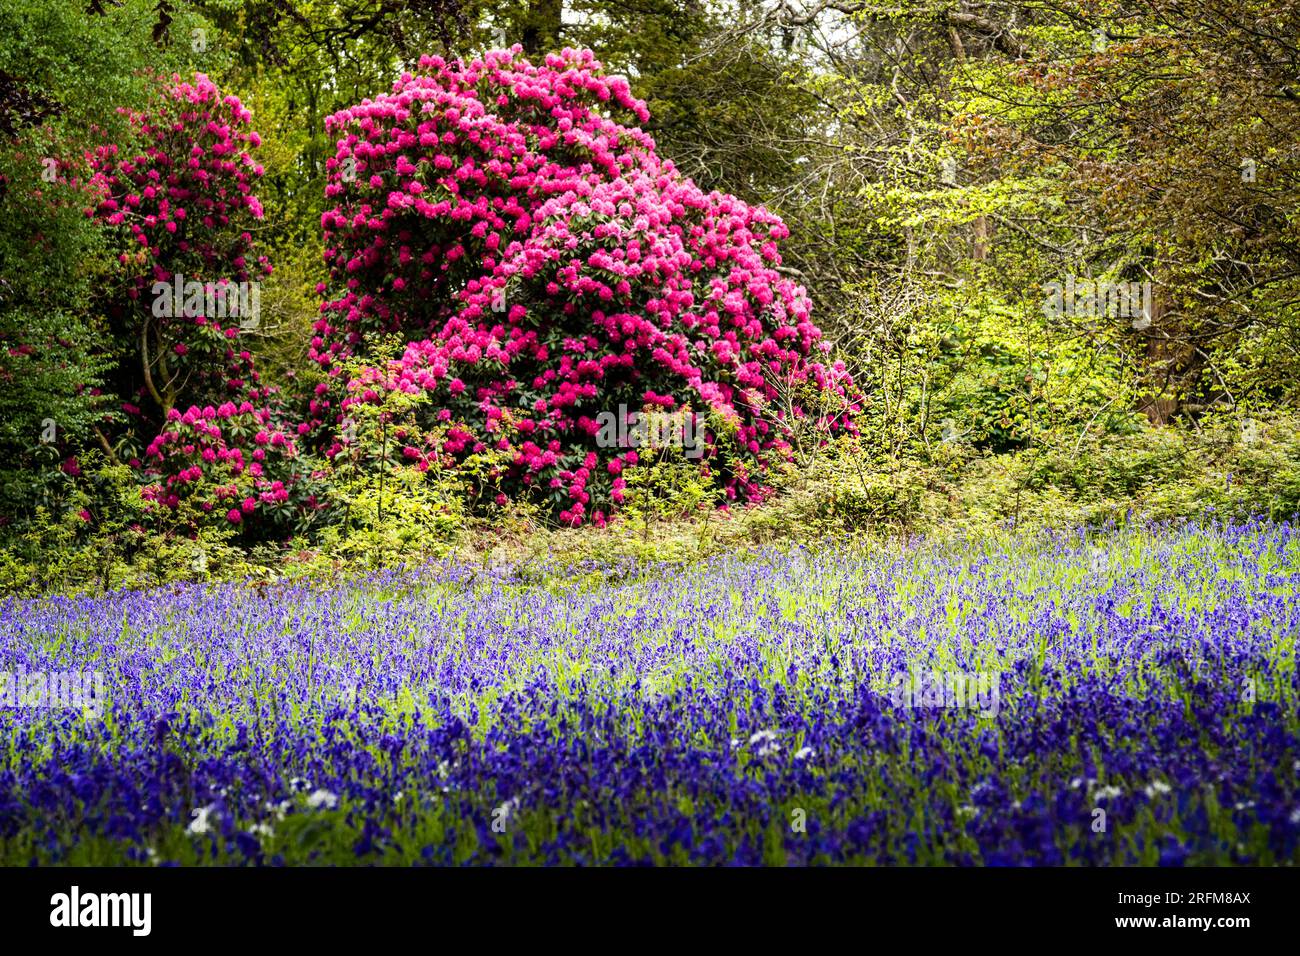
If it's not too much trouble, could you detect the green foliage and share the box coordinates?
[618,446,721,544]
[0,452,250,595]
[0,0,200,524]
[312,342,472,567]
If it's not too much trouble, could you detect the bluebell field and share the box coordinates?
[1,519,1297,865]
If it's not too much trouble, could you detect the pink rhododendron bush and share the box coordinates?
[313,47,856,525]
[86,73,301,533]
[88,72,273,418]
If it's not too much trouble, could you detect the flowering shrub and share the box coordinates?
[314,47,857,525]
[140,402,305,528]
[86,73,302,533]
[87,73,274,429]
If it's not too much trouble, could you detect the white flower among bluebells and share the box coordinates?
[1144,781,1172,798]
[795,746,815,761]
[306,789,338,810]
[748,730,781,758]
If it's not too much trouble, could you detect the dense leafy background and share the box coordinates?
[2,0,1299,585]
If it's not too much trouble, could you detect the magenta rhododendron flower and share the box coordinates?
[312,47,858,523]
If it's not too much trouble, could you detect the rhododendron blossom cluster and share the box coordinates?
[314,47,856,524]
[87,73,289,530]
[88,72,271,345]
[141,402,300,524]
